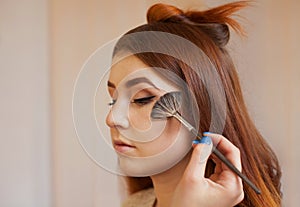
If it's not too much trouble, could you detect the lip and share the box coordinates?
[113,140,136,153]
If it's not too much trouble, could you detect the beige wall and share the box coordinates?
[0,0,51,206]
[1,0,299,206]
[228,1,300,206]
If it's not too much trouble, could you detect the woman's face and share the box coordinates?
[106,55,193,176]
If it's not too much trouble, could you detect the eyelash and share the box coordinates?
[132,95,156,106]
[108,96,156,106]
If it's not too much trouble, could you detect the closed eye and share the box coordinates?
[132,96,156,106]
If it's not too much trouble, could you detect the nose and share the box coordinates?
[106,104,130,129]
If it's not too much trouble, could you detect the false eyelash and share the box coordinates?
[108,96,156,106]
[132,96,156,105]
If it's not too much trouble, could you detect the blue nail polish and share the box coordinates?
[203,131,212,135]
[200,136,212,145]
[192,139,201,145]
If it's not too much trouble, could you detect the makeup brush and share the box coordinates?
[151,91,261,194]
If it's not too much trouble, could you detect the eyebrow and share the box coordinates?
[107,77,157,89]
[125,77,157,88]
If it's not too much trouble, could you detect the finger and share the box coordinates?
[184,137,213,179]
[203,132,241,171]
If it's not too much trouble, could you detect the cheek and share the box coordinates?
[117,117,193,176]
[128,104,153,131]
[137,118,181,156]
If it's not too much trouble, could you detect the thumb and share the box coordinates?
[185,136,213,178]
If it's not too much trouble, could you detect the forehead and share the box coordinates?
[109,55,178,91]
[109,55,148,85]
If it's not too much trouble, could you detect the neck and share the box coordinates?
[150,151,191,207]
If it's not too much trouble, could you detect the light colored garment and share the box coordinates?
[122,188,156,207]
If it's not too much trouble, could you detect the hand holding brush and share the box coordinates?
[151,91,261,195]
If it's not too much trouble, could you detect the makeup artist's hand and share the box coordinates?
[171,133,244,207]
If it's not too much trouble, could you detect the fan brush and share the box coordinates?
[151,91,261,194]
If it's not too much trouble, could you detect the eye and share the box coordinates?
[108,99,116,106]
[132,96,156,106]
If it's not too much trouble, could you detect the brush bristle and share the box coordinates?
[151,91,182,119]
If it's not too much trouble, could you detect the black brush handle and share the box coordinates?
[212,146,261,194]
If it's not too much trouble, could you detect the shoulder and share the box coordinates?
[122,188,156,207]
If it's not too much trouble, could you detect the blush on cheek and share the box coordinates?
[164,117,182,141]
[128,105,154,131]
[139,117,182,156]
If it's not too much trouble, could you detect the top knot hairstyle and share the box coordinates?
[146,1,248,47]
[114,1,282,207]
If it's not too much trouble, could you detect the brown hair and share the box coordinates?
[113,1,282,206]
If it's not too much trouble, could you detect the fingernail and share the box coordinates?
[203,131,212,135]
[192,139,200,148]
[200,136,212,145]
[192,136,212,147]
[192,139,201,145]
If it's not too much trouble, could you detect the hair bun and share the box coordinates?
[147,2,249,47]
[147,3,185,24]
